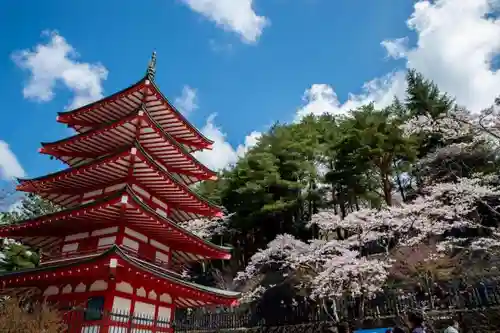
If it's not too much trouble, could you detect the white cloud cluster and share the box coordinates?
[0,141,25,180]
[12,30,108,109]
[180,0,269,43]
[296,0,500,120]
[194,114,261,170]
[295,72,406,121]
[175,85,199,116]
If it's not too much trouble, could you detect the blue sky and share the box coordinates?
[1,0,500,187]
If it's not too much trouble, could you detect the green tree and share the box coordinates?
[1,193,59,225]
[0,239,39,271]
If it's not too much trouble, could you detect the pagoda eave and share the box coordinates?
[0,187,232,264]
[0,246,239,308]
[17,143,222,219]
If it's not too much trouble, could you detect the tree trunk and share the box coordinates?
[381,172,392,206]
[394,161,406,202]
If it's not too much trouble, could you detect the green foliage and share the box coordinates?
[0,193,59,225]
[0,193,56,272]
[0,239,39,271]
[198,69,500,281]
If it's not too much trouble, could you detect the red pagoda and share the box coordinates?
[0,53,239,332]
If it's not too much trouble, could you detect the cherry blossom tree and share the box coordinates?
[236,171,500,311]
[178,213,234,239]
[235,89,500,323]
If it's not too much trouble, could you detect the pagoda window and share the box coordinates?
[91,227,119,237]
[97,236,116,248]
[150,239,169,253]
[155,251,169,264]
[122,237,139,252]
[159,293,172,304]
[133,301,155,324]
[62,243,79,253]
[43,286,60,296]
[89,280,108,292]
[115,281,133,294]
[84,296,105,321]
[124,227,148,242]
[75,283,86,293]
[111,296,132,317]
[65,232,89,242]
[62,284,73,294]
[157,306,172,327]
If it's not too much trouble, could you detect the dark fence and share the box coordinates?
[174,277,500,331]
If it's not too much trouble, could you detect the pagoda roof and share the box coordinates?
[0,186,231,265]
[18,141,222,222]
[56,76,212,152]
[0,245,239,308]
[40,108,216,185]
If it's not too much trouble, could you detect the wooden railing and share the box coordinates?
[64,308,172,333]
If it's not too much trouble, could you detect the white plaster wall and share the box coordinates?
[43,286,59,296]
[97,236,116,248]
[159,293,172,304]
[122,237,139,252]
[75,283,86,293]
[65,232,89,242]
[92,227,119,237]
[112,296,132,315]
[155,251,169,264]
[89,280,108,292]
[62,284,72,294]
[116,281,133,294]
[62,243,79,253]
[157,306,172,324]
[124,228,148,242]
[150,239,169,253]
[136,287,146,298]
[133,301,156,326]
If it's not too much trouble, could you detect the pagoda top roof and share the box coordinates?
[0,245,240,307]
[56,75,213,152]
[0,186,232,265]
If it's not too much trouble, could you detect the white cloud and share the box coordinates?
[174,87,262,170]
[12,30,108,109]
[194,114,261,170]
[383,0,500,112]
[181,0,269,43]
[0,141,25,180]
[297,0,500,120]
[295,72,406,121]
[175,85,199,116]
[380,37,408,60]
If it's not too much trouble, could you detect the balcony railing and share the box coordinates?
[63,308,172,333]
